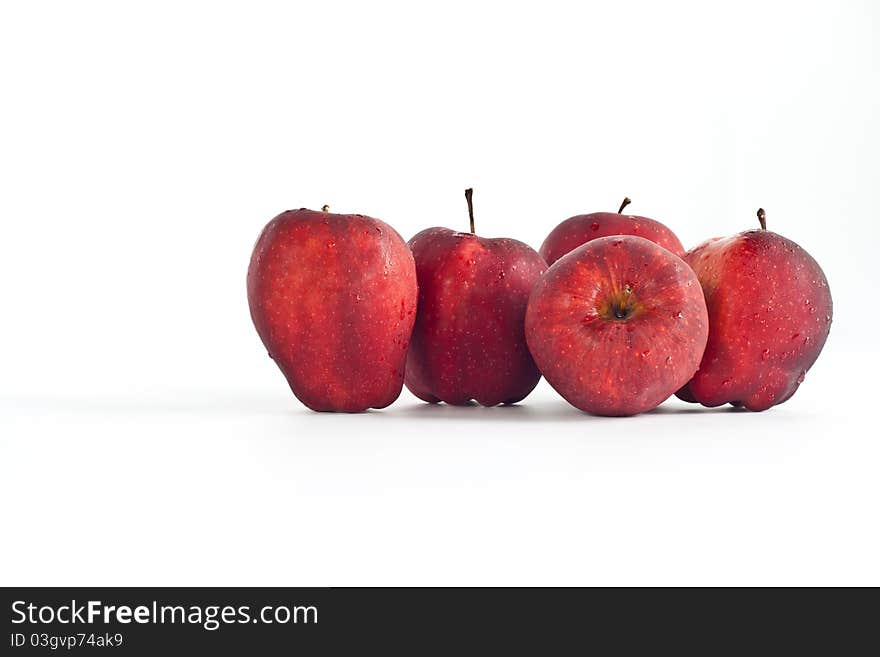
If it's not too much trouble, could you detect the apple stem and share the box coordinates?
[465,188,475,234]
[618,197,632,214]
[321,205,330,213]
[614,284,634,319]
[757,208,766,230]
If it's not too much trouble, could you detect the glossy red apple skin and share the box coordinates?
[247,208,417,412]
[675,228,832,411]
[539,210,685,266]
[405,228,547,406]
[526,235,708,416]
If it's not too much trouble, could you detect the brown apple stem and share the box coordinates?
[614,284,634,319]
[618,197,632,214]
[321,205,330,212]
[465,188,475,234]
[757,208,766,230]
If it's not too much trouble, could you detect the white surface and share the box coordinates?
[1,0,878,585]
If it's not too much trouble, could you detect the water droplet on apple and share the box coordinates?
[327,241,336,248]
[590,222,600,231]
[761,349,770,361]
[791,333,799,340]
[641,350,651,358]
[721,378,732,386]
[674,312,683,319]
[498,270,506,279]
[665,356,673,365]
[797,371,806,384]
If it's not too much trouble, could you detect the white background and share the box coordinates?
[1,0,878,585]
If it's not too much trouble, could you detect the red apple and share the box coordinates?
[526,235,708,416]
[247,206,417,412]
[405,189,547,406]
[676,209,832,411]
[539,197,685,266]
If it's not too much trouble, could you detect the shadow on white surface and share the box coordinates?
[1,390,747,422]
[389,399,745,422]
